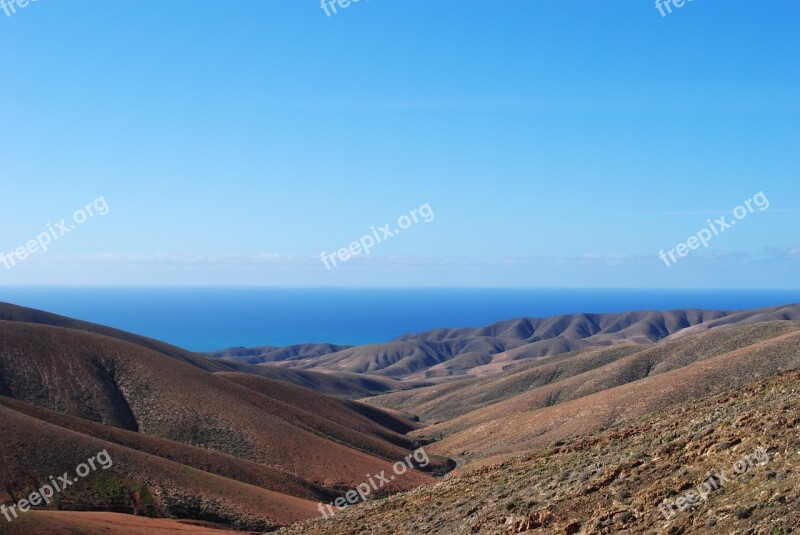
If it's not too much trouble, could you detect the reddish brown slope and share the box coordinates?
[221,362,409,398]
[0,321,438,490]
[0,302,402,399]
[215,372,419,444]
[0,302,227,372]
[0,512,241,535]
[366,345,643,422]
[264,306,800,379]
[0,395,327,502]
[0,402,319,531]
[278,370,800,535]
[420,324,800,460]
[401,321,796,429]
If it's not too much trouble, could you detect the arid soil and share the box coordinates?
[278,369,800,534]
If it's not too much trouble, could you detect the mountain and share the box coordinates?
[1,512,240,535]
[218,305,800,379]
[0,301,228,372]
[223,362,413,398]
[0,397,319,530]
[277,368,800,534]
[416,321,800,461]
[367,320,796,424]
[208,343,352,364]
[0,302,402,399]
[0,304,443,531]
[3,301,799,533]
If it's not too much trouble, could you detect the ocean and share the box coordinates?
[1,287,798,352]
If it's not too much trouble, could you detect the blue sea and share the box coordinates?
[1,287,798,352]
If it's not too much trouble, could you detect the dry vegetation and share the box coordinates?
[1,302,798,533]
[278,370,800,534]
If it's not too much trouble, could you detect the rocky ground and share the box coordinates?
[278,369,800,534]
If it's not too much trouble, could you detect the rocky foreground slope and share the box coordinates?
[278,369,800,534]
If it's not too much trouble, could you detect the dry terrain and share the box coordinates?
[278,369,800,534]
[226,306,800,379]
[1,301,798,533]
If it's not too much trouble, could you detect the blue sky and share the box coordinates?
[1,0,798,287]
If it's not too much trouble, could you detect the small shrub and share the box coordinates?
[734,506,752,520]
[618,511,634,523]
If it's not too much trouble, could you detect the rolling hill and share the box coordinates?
[417,321,800,461]
[220,305,800,379]
[0,302,401,399]
[367,320,797,424]
[277,368,800,534]
[0,303,443,531]
[3,300,799,533]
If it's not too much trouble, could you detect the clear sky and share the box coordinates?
[1,0,798,287]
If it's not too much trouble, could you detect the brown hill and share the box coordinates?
[227,363,411,398]
[0,302,401,399]
[370,321,797,425]
[213,372,420,443]
[240,306,800,379]
[0,395,329,503]
[277,369,800,534]
[366,344,644,422]
[0,511,246,535]
[0,399,319,531]
[5,301,800,533]
[418,322,800,461]
[0,320,440,487]
[208,343,352,364]
[0,301,228,373]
